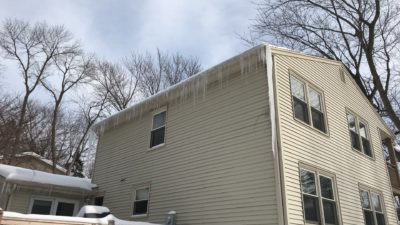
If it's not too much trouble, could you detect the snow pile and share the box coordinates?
[0,164,96,191]
[394,144,400,153]
[3,211,160,225]
[77,205,110,217]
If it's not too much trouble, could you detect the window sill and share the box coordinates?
[148,143,165,151]
[293,117,329,137]
[351,147,375,161]
[131,214,148,218]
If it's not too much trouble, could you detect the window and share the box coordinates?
[346,112,372,157]
[150,111,166,148]
[133,187,149,216]
[29,196,78,216]
[300,168,339,225]
[94,196,104,206]
[290,75,327,133]
[360,189,386,225]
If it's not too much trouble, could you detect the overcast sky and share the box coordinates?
[0,0,258,96]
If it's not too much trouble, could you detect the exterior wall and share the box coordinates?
[93,50,279,225]
[5,185,85,215]
[273,51,397,224]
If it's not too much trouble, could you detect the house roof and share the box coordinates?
[92,43,394,137]
[18,152,67,173]
[0,164,96,191]
[0,152,67,173]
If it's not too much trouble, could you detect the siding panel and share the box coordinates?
[93,51,278,225]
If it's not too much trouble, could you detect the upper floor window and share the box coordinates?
[346,112,372,157]
[360,189,386,225]
[300,168,340,225]
[290,75,327,133]
[133,187,149,216]
[150,111,166,148]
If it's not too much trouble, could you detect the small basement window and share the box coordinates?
[346,112,372,157]
[150,111,166,148]
[133,187,149,216]
[290,74,327,133]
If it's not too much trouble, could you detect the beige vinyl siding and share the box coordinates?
[93,51,279,225]
[6,186,85,214]
[273,52,397,225]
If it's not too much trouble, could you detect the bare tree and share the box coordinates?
[93,60,139,113]
[65,94,108,176]
[0,19,79,163]
[41,52,94,173]
[249,0,400,134]
[125,49,202,98]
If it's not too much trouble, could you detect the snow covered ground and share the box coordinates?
[2,210,160,225]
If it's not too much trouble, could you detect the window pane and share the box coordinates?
[350,131,361,150]
[303,195,320,222]
[371,193,382,212]
[347,113,356,132]
[360,190,370,209]
[309,88,322,111]
[31,200,52,215]
[290,77,305,101]
[363,210,374,225]
[320,176,334,200]
[300,169,316,195]
[323,200,337,225]
[359,122,367,138]
[311,108,326,132]
[294,98,310,124]
[94,196,104,206]
[362,138,372,157]
[152,111,166,129]
[133,200,148,215]
[376,212,386,225]
[150,127,165,147]
[136,188,149,201]
[56,202,75,216]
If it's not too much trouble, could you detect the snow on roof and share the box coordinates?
[92,44,267,134]
[3,211,160,225]
[0,164,96,191]
[18,152,67,173]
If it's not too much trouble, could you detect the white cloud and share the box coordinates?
[0,0,257,96]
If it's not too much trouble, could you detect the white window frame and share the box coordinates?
[346,110,373,158]
[29,196,79,216]
[149,107,167,149]
[289,73,328,134]
[299,166,341,225]
[132,186,150,217]
[359,187,387,225]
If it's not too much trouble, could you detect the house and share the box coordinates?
[0,164,96,216]
[0,152,67,175]
[91,44,399,225]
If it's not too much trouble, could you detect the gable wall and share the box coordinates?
[273,52,397,224]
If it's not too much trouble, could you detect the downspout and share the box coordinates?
[265,44,287,225]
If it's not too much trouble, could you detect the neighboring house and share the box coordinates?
[0,152,67,175]
[0,164,96,216]
[92,44,399,225]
